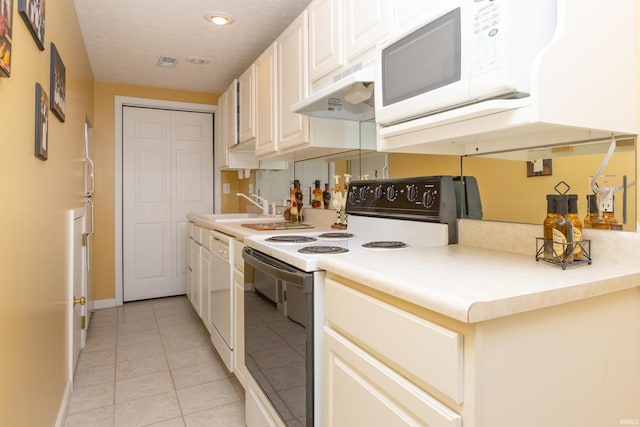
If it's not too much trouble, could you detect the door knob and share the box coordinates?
[73,296,86,306]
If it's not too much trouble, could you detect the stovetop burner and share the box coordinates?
[362,241,408,249]
[298,246,350,254]
[266,235,318,243]
[317,232,355,239]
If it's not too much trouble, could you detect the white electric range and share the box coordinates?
[241,176,459,427]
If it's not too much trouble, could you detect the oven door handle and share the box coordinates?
[243,247,313,288]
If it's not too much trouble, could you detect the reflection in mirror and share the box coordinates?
[461,138,636,231]
[255,120,381,209]
[255,150,387,208]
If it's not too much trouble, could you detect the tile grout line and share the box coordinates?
[153,301,188,424]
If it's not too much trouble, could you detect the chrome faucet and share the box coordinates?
[237,193,270,215]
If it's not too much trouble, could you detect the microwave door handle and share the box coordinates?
[243,248,312,288]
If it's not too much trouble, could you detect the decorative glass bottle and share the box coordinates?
[543,195,558,260]
[552,195,574,263]
[567,194,584,260]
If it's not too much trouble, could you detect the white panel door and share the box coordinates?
[172,110,214,299]
[123,107,213,301]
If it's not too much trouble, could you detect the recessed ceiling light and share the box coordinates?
[204,12,234,26]
[186,56,210,65]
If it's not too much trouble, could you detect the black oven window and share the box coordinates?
[245,288,307,425]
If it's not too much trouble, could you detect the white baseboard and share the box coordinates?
[93,298,118,309]
[55,380,72,427]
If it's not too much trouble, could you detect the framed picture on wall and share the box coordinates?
[35,82,49,160]
[526,159,552,177]
[18,0,44,51]
[50,43,65,122]
[0,0,13,77]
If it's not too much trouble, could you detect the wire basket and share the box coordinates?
[535,238,591,270]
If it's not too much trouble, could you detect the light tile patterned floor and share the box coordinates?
[64,296,245,427]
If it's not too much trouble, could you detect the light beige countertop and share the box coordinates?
[317,220,640,324]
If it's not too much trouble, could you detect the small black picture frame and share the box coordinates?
[50,42,65,122]
[526,159,552,177]
[0,0,13,77]
[18,0,44,51]
[35,82,49,160]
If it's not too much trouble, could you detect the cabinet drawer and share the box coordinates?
[187,221,194,238]
[325,278,463,403]
[324,327,461,427]
[233,240,245,271]
[201,229,212,251]
[192,225,203,245]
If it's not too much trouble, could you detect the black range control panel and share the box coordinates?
[345,176,458,243]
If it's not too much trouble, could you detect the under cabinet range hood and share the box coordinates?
[293,64,374,122]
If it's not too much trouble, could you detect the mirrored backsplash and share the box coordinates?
[256,150,388,206]
[254,137,636,232]
[461,138,636,231]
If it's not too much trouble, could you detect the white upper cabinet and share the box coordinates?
[215,90,228,169]
[217,79,259,170]
[255,42,278,157]
[237,65,256,144]
[308,0,393,89]
[344,0,393,63]
[224,80,238,149]
[393,0,440,33]
[308,0,344,83]
[277,11,310,151]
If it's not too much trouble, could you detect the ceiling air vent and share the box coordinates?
[157,56,178,68]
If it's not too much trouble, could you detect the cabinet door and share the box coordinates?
[393,0,440,33]
[238,65,256,144]
[278,11,310,151]
[308,0,344,83]
[200,245,212,331]
[216,91,229,168]
[344,0,393,62]
[225,80,238,149]
[190,239,201,314]
[323,327,462,427]
[255,43,278,157]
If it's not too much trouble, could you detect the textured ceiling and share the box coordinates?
[73,0,312,94]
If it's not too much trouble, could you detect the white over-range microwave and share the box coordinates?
[375,0,558,127]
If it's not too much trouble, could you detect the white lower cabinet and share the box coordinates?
[323,275,640,427]
[199,231,212,332]
[324,328,461,427]
[323,278,462,427]
[189,234,201,315]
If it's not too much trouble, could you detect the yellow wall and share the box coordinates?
[388,153,460,177]
[0,1,94,425]
[92,82,218,301]
[221,170,255,213]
